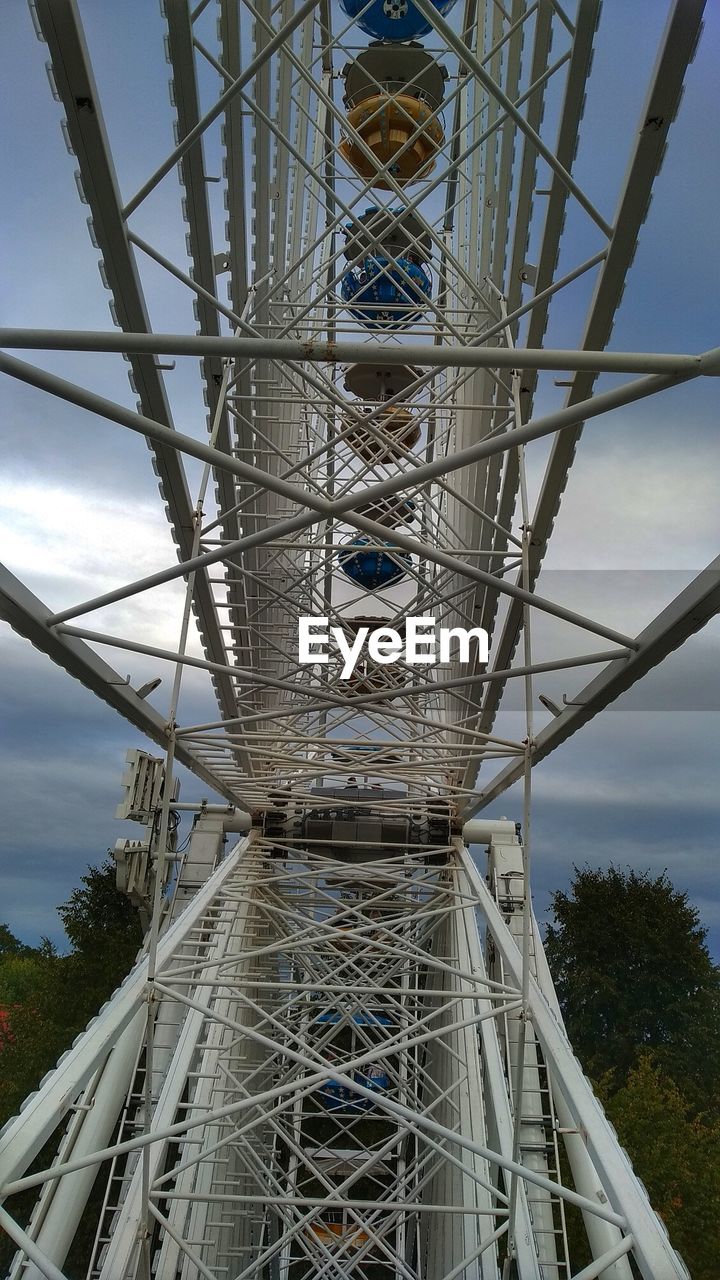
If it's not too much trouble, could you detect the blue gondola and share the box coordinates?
[341,255,432,331]
[315,1010,393,1026]
[355,1064,390,1094]
[339,0,459,43]
[318,1065,391,1112]
[319,1078,352,1110]
[338,537,411,591]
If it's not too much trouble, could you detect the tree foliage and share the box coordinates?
[59,860,142,953]
[546,865,720,1278]
[2,860,718,1275]
[545,864,720,1109]
[0,860,142,1125]
[0,861,142,1274]
[0,923,35,958]
[601,1058,720,1280]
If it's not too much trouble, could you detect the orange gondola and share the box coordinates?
[340,93,444,188]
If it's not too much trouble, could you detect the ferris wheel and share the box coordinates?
[0,1,717,1277]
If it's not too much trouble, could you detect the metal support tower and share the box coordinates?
[0,1,715,1277]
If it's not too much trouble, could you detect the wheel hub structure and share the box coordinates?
[0,2,716,1279]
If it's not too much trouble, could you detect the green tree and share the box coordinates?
[545,864,720,1111]
[59,860,142,954]
[0,923,34,957]
[0,864,143,1275]
[600,1057,720,1280]
[0,861,142,1125]
[57,859,143,1024]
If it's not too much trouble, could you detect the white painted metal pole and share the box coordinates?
[457,842,690,1280]
[3,329,720,374]
[0,1210,69,1280]
[530,917,633,1280]
[120,0,319,217]
[452,864,541,1279]
[0,837,253,1186]
[10,1009,146,1280]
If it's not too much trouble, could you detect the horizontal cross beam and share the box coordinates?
[463,555,720,816]
[2,329,720,376]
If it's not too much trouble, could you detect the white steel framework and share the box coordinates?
[0,0,715,1277]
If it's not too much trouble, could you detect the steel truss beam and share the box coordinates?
[0,564,244,808]
[1,347,711,639]
[464,554,720,816]
[0,836,253,1185]
[1,836,690,1279]
[3,329,720,374]
[162,0,246,583]
[467,0,708,789]
[0,4,711,1276]
[31,0,240,730]
[457,842,688,1279]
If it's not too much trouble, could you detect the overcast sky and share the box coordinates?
[1,1,718,956]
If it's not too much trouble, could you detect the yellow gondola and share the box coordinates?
[344,405,421,462]
[340,92,444,188]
